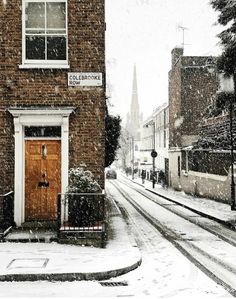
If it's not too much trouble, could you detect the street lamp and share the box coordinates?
[221,74,236,210]
[227,73,236,211]
[146,121,157,188]
[130,135,135,180]
[230,79,235,211]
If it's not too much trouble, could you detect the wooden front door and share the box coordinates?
[25,140,61,221]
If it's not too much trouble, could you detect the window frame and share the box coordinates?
[21,0,69,69]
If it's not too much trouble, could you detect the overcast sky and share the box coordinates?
[105,0,222,123]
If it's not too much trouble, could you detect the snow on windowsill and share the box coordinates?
[19,64,70,69]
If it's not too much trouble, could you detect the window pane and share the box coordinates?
[47,36,66,60]
[26,36,45,60]
[25,126,61,137]
[47,2,66,29]
[26,2,45,29]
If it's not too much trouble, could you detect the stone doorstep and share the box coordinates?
[3,218,108,246]
[4,229,58,243]
[21,221,58,229]
[3,227,106,247]
[2,220,58,242]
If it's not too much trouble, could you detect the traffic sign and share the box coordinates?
[151,150,157,158]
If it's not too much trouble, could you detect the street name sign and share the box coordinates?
[68,72,103,87]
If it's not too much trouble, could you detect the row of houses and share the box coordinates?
[128,47,235,204]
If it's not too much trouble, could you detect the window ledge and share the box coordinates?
[19,64,70,69]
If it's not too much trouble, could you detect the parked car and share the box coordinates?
[106,169,117,179]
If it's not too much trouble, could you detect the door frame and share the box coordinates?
[9,107,74,226]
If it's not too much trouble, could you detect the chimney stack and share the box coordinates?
[171,47,184,67]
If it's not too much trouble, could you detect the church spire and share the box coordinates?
[126,64,141,140]
[131,65,139,113]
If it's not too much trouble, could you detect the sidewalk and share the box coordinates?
[127,174,236,228]
[0,196,141,282]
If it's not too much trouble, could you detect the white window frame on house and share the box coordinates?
[20,0,69,69]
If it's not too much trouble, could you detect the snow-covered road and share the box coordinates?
[104,180,232,298]
[111,178,236,295]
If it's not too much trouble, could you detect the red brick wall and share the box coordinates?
[0,0,105,204]
[169,52,218,148]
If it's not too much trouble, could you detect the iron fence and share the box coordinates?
[58,192,105,232]
[0,191,14,229]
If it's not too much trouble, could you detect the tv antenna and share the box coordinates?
[178,25,190,50]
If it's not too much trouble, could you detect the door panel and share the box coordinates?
[25,140,61,221]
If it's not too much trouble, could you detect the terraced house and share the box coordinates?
[0,0,105,228]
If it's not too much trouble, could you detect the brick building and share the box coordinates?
[0,0,105,226]
[168,47,218,191]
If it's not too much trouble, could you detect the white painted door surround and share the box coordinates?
[8,107,74,226]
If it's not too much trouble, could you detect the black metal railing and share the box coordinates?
[0,191,14,229]
[58,192,105,232]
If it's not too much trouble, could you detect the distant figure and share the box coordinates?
[141,169,146,184]
[158,170,166,187]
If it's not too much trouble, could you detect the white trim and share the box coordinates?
[24,137,61,140]
[19,64,70,69]
[13,117,24,226]
[61,116,69,221]
[169,148,182,153]
[9,107,74,116]
[8,107,74,226]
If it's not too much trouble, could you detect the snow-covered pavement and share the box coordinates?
[0,221,140,279]
[127,174,236,226]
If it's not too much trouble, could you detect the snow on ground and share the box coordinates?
[0,179,233,298]
[103,182,231,298]
[130,174,236,223]
[116,178,236,288]
[0,216,140,276]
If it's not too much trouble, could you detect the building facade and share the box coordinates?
[0,0,105,226]
[168,47,218,192]
[140,103,169,181]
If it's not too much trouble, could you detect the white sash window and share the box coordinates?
[21,0,69,68]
